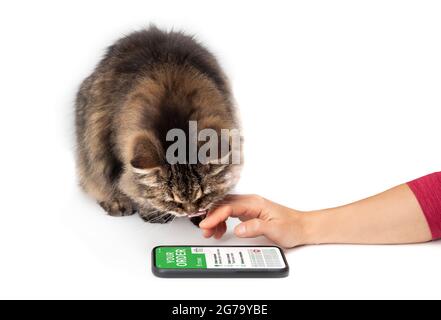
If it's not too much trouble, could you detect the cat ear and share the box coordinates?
[130,133,164,171]
[206,150,232,165]
[197,121,242,166]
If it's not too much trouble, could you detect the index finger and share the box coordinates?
[199,195,267,229]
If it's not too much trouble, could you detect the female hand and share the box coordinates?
[199,194,308,248]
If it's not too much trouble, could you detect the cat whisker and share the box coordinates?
[146,214,167,223]
[146,212,176,223]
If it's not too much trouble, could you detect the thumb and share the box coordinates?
[234,219,268,238]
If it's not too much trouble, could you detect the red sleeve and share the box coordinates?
[407,172,441,240]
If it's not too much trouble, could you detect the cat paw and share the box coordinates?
[190,215,206,228]
[99,194,137,217]
[139,208,175,224]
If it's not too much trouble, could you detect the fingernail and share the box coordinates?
[235,224,246,236]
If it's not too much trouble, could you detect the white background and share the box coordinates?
[0,0,440,300]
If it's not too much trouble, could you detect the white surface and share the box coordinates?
[0,0,440,299]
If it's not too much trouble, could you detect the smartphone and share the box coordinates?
[152,245,289,278]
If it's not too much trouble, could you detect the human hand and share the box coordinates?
[199,195,309,248]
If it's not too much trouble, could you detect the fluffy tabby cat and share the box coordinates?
[75,27,242,225]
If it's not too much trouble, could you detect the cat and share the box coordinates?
[75,26,242,225]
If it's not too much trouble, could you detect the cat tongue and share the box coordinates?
[188,210,208,218]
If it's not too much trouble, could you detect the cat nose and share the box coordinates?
[183,204,197,214]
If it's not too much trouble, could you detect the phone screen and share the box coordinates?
[153,246,289,277]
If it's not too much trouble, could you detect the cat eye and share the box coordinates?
[194,189,203,201]
[173,193,184,204]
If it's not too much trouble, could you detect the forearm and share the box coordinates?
[302,184,432,245]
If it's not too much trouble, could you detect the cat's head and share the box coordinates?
[119,132,242,218]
